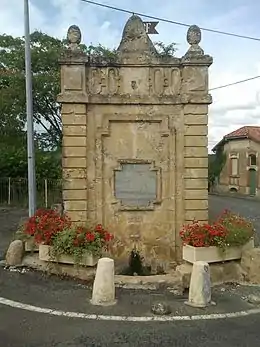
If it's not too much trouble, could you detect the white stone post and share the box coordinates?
[185,261,213,308]
[91,257,117,306]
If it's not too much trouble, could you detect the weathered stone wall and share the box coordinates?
[58,16,212,268]
[62,103,88,220]
[218,139,260,196]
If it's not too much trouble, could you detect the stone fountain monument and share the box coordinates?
[57,15,212,270]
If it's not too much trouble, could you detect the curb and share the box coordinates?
[209,192,260,202]
[1,296,260,322]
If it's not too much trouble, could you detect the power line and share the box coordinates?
[80,0,260,92]
[209,75,260,91]
[80,0,260,42]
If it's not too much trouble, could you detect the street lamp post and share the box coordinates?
[24,0,36,216]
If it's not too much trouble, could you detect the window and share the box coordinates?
[249,154,257,166]
[231,157,238,176]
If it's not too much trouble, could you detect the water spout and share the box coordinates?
[128,249,143,275]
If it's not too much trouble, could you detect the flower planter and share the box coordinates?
[24,238,39,252]
[183,238,254,264]
[39,244,98,266]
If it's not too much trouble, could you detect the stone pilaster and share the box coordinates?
[181,25,213,224]
[58,25,88,222]
[62,103,88,222]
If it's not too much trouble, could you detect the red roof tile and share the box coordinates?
[212,126,260,151]
[224,126,260,143]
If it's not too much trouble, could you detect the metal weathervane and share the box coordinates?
[143,21,159,35]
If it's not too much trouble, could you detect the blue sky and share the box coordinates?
[1,0,260,150]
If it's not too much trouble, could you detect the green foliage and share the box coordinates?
[51,224,113,265]
[0,31,64,178]
[181,210,255,251]
[0,146,61,179]
[217,210,255,248]
[154,41,177,59]
[52,229,84,264]
[0,32,177,147]
[34,150,62,180]
[86,44,117,64]
[208,148,227,187]
[0,31,177,179]
[0,33,113,149]
[0,32,65,149]
[51,228,93,265]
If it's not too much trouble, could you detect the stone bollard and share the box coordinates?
[91,257,117,306]
[5,240,24,266]
[185,261,214,308]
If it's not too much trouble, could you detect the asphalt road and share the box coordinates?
[1,195,260,346]
[1,265,260,347]
[0,306,260,347]
[209,194,260,245]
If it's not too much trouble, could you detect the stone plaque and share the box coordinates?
[114,163,157,208]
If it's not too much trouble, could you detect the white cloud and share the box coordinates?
[208,66,260,150]
[1,0,259,152]
[0,0,46,37]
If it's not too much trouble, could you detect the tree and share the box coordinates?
[153,41,177,59]
[0,32,65,150]
[0,142,61,179]
[0,31,177,184]
[208,149,226,191]
[1,31,177,150]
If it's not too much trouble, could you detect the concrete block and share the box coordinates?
[22,254,96,281]
[241,247,260,283]
[177,261,243,288]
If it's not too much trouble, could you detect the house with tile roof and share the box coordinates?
[212,126,260,196]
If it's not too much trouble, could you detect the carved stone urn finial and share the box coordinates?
[185,25,204,56]
[187,25,201,45]
[67,25,82,50]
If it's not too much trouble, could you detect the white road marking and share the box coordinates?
[0,296,260,322]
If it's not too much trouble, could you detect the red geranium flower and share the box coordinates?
[86,232,95,242]
[22,208,71,245]
[104,231,113,242]
[95,224,103,232]
[180,210,254,248]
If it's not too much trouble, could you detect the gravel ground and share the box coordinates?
[0,207,27,260]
